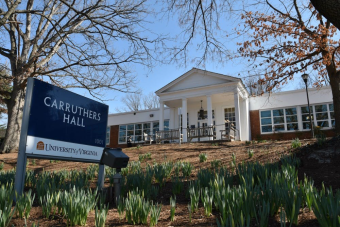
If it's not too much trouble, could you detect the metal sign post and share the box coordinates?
[14,78,34,197]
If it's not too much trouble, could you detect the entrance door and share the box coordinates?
[224,107,236,130]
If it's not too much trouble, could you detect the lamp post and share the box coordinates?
[301,73,314,138]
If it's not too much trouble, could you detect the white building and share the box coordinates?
[107,68,334,147]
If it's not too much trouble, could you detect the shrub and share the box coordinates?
[230,153,236,170]
[182,162,193,178]
[124,190,150,225]
[0,205,15,227]
[149,185,159,200]
[291,138,301,148]
[173,161,182,177]
[59,187,97,226]
[95,204,109,227]
[201,187,213,217]
[170,196,176,221]
[171,177,183,195]
[248,149,254,158]
[0,162,4,171]
[317,133,326,146]
[139,154,146,162]
[245,141,251,145]
[117,198,125,220]
[313,185,340,227]
[0,184,13,212]
[189,182,200,212]
[199,153,208,162]
[211,159,221,169]
[145,152,152,159]
[39,190,60,218]
[16,189,35,219]
[150,203,162,227]
[154,165,166,188]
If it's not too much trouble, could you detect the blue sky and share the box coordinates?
[0,0,320,125]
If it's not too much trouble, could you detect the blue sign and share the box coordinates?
[25,79,108,162]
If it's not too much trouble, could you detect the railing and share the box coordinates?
[187,126,215,142]
[220,126,239,141]
[155,129,182,143]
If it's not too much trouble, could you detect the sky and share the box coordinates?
[69,1,258,114]
[96,1,305,114]
[0,0,323,125]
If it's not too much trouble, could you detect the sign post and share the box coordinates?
[14,78,109,197]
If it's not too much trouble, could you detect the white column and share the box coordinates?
[234,91,242,140]
[182,98,188,142]
[159,100,164,131]
[207,95,213,126]
[169,108,175,129]
[207,95,213,141]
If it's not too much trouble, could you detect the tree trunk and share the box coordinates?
[328,70,340,135]
[0,83,25,153]
[311,0,340,31]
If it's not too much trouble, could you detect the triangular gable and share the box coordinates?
[156,68,240,94]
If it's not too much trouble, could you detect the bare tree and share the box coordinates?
[243,75,281,96]
[143,92,159,109]
[164,0,234,65]
[118,93,143,112]
[116,91,159,112]
[0,0,162,153]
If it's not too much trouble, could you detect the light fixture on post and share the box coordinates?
[199,100,205,119]
[301,73,314,138]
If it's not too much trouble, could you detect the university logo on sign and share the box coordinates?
[36,141,44,150]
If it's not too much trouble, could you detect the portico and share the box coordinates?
[155,68,250,142]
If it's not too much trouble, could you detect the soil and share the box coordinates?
[1,137,339,226]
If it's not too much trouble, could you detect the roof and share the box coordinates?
[155,68,242,94]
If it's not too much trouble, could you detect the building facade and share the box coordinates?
[107,68,334,148]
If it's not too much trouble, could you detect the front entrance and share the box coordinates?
[224,107,236,130]
[223,107,236,140]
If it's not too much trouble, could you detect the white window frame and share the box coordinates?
[260,102,334,135]
[300,103,333,131]
[118,120,170,144]
[106,126,110,145]
[260,106,299,134]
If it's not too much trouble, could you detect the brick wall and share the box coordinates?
[249,110,335,141]
[107,125,128,148]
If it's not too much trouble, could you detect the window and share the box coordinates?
[135,124,142,142]
[152,120,169,140]
[315,104,329,127]
[301,104,333,129]
[260,107,298,133]
[106,127,110,145]
[285,108,298,131]
[164,120,169,131]
[272,109,285,132]
[119,122,168,143]
[301,106,314,130]
[143,123,151,140]
[197,110,215,120]
[261,110,272,133]
[119,125,126,143]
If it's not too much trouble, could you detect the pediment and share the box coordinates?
[156,68,239,94]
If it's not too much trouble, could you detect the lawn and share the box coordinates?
[0,138,339,227]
